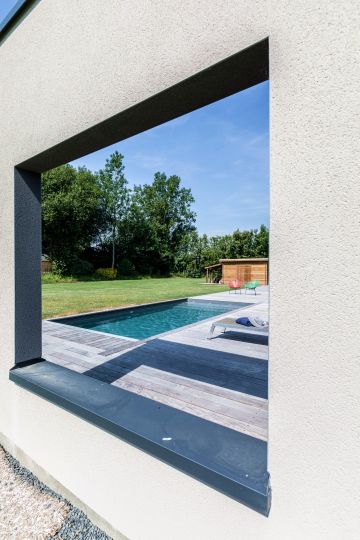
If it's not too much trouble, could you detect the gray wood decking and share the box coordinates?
[42,320,139,372]
[114,365,267,441]
[43,295,268,441]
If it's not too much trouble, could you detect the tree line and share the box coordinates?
[42,151,268,277]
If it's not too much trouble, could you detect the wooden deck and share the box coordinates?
[43,290,269,441]
[42,320,139,372]
[114,365,267,440]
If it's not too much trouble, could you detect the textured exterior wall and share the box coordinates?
[1,1,359,539]
[268,2,360,537]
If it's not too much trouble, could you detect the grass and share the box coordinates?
[42,277,228,319]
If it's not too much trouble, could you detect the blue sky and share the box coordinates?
[71,81,269,236]
[0,0,19,23]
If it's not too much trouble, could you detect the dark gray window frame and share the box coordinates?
[10,38,270,515]
[0,0,40,44]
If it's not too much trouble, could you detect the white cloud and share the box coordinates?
[132,152,167,170]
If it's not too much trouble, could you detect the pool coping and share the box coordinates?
[44,320,140,343]
[48,297,189,322]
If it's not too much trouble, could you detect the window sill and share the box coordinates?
[10,359,270,515]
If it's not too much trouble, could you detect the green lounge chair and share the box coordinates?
[244,280,260,295]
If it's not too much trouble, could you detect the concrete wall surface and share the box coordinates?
[1,1,359,539]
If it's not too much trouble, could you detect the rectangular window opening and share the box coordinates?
[10,38,270,516]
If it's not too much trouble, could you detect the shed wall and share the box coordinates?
[222,261,268,285]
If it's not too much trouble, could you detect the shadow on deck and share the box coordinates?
[83,338,268,399]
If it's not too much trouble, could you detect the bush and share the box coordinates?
[51,259,68,276]
[51,256,94,276]
[42,273,76,284]
[70,258,94,276]
[117,258,137,278]
[95,267,118,280]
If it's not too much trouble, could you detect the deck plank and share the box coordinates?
[138,365,267,408]
[92,337,267,397]
[125,368,267,421]
[114,365,268,441]
[43,321,137,359]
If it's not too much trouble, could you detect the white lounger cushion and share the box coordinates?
[208,318,269,339]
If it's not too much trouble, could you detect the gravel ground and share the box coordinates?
[0,445,112,539]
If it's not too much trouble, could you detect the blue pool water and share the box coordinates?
[59,299,249,340]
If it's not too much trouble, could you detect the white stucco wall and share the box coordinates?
[269,1,360,537]
[1,1,359,539]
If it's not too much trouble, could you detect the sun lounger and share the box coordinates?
[208,317,269,339]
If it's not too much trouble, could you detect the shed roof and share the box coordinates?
[220,258,268,263]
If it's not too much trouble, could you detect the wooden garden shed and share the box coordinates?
[205,258,269,285]
[221,258,268,285]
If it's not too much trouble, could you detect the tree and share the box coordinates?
[42,151,268,277]
[254,224,269,257]
[174,231,211,277]
[173,226,269,277]
[97,151,129,269]
[42,165,102,274]
[231,228,256,258]
[127,172,196,274]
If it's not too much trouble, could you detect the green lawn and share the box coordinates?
[42,277,227,319]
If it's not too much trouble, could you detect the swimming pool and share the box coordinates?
[57,299,250,340]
